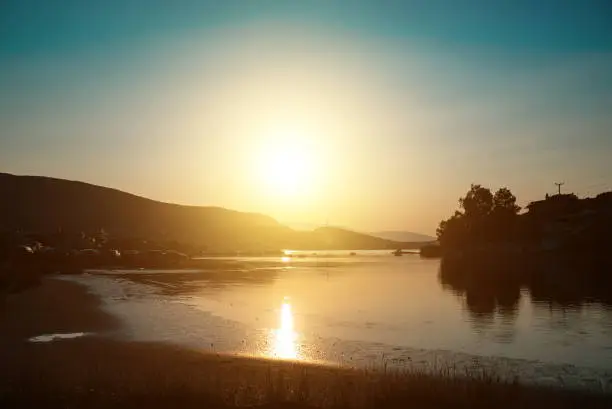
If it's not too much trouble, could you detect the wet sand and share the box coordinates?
[1,276,120,342]
[1,277,611,409]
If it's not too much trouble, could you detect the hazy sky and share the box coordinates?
[2,1,611,234]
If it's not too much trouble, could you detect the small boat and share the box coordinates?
[392,249,403,257]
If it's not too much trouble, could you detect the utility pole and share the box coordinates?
[554,182,565,195]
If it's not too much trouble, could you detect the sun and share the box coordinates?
[257,131,317,197]
[260,144,309,194]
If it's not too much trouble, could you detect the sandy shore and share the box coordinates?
[2,277,611,409]
[1,276,120,343]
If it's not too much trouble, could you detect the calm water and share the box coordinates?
[70,251,612,390]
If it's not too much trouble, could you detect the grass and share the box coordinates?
[2,338,611,409]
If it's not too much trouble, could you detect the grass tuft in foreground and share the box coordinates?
[2,339,611,409]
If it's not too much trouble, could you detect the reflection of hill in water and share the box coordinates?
[439,257,612,316]
[438,257,612,345]
[526,259,612,307]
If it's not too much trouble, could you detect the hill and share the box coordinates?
[293,227,421,250]
[371,231,436,243]
[0,173,420,251]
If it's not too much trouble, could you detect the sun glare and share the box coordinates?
[271,297,298,359]
[257,129,318,197]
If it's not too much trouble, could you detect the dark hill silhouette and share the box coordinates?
[0,173,420,251]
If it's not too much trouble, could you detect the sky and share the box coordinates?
[1,0,612,235]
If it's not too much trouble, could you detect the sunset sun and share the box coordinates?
[257,130,319,197]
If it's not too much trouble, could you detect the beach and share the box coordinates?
[1,277,120,342]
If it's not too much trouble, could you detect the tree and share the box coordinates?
[459,184,493,218]
[489,188,521,241]
[437,210,466,248]
[438,184,520,249]
[493,187,521,215]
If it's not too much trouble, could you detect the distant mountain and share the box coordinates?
[281,221,324,231]
[295,227,421,250]
[0,173,424,251]
[371,231,436,243]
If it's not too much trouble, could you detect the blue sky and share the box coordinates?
[1,1,611,234]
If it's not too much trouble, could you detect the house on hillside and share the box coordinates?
[525,193,610,251]
[526,194,581,219]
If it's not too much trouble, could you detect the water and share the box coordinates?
[68,251,612,390]
[29,332,90,343]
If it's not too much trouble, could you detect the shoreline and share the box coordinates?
[41,272,612,388]
[2,277,612,408]
[68,270,612,380]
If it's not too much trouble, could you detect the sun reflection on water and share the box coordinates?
[271,297,299,359]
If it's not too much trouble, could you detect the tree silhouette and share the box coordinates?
[459,184,493,218]
[493,188,521,215]
[437,184,520,248]
[436,211,465,248]
[490,188,521,241]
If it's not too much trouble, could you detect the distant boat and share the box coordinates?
[392,249,403,257]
